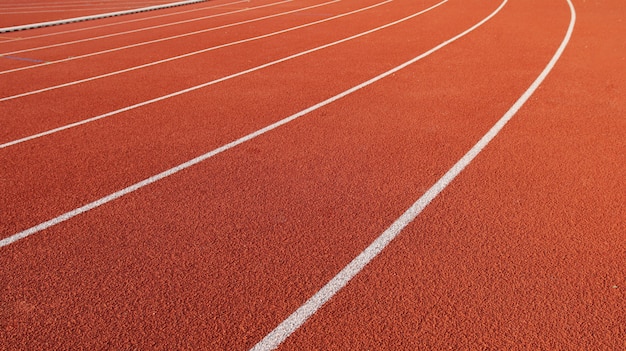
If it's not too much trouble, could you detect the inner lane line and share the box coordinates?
[0,0,449,246]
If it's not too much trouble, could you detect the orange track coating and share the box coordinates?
[1,0,624,350]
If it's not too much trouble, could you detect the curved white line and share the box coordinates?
[0,0,445,149]
[0,0,292,61]
[250,0,576,349]
[0,0,208,33]
[0,0,345,101]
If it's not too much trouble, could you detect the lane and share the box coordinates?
[0,0,563,348]
[0,0,440,146]
[272,0,625,349]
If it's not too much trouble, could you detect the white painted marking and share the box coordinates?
[0,0,208,33]
[5,0,248,43]
[1,0,379,101]
[0,0,291,59]
[250,0,577,349]
[0,0,450,246]
[0,0,443,149]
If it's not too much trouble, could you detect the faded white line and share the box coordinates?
[1,0,373,101]
[4,0,248,43]
[250,0,576,349]
[0,0,449,246]
[0,0,290,59]
[0,0,208,33]
[0,0,442,148]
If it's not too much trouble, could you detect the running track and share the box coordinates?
[1,0,625,349]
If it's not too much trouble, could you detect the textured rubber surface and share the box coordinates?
[0,0,624,349]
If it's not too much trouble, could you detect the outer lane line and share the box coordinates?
[0,0,451,247]
[3,0,248,43]
[2,0,385,102]
[250,0,577,349]
[0,0,290,59]
[0,0,444,149]
[0,0,208,33]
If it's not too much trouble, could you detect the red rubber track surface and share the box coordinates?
[1,0,624,349]
[0,0,204,28]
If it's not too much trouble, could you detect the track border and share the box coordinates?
[0,0,208,33]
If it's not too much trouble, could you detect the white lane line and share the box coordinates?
[4,0,248,43]
[250,0,577,349]
[0,0,442,149]
[0,0,290,59]
[0,0,208,33]
[0,0,450,247]
[1,0,371,101]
